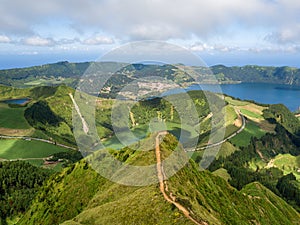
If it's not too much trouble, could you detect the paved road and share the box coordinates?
[186,112,246,152]
[0,135,76,150]
[0,157,46,162]
[155,131,207,225]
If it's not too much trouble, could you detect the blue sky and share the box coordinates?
[1,0,300,69]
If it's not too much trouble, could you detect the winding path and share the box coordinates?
[155,131,208,225]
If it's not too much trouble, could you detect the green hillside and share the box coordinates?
[211,65,300,85]
[0,61,89,87]
[17,134,300,225]
[263,104,300,135]
[23,85,76,146]
[0,81,300,224]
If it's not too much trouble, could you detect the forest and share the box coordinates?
[0,161,51,224]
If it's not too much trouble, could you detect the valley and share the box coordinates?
[0,63,300,224]
[2,0,300,223]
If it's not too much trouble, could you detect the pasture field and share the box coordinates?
[0,103,31,129]
[225,96,249,106]
[230,121,265,147]
[24,78,75,86]
[0,139,69,159]
[240,108,263,119]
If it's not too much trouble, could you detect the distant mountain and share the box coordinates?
[210,64,300,85]
[1,61,300,91]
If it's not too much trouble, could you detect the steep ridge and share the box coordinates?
[24,85,76,145]
[18,133,300,225]
[155,131,206,225]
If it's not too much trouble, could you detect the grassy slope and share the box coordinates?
[224,105,238,126]
[20,85,76,145]
[263,104,300,135]
[216,142,237,158]
[18,134,300,225]
[17,162,104,225]
[0,85,30,100]
[63,184,192,225]
[43,86,75,144]
[273,154,300,180]
[54,162,300,225]
[167,161,300,225]
[212,168,231,181]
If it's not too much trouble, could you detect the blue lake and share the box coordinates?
[3,98,31,105]
[187,83,300,112]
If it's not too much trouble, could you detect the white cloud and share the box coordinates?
[266,25,300,44]
[17,51,38,55]
[0,0,293,38]
[129,24,183,40]
[0,0,300,52]
[59,38,80,45]
[190,42,239,53]
[22,36,55,46]
[248,44,300,54]
[190,43,213,52]
[0,35,11,43]
[214,45,239,53]
[83,35,114,45]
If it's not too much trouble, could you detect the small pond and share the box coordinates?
[2,98,31,105]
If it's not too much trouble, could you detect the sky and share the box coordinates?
[0,0,300,69]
